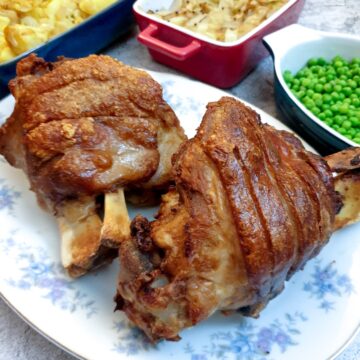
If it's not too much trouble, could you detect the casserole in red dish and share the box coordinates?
[133,0,305,88]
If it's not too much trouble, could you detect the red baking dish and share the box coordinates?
[133,0,305,88]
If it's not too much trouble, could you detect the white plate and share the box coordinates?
[0,71,359,360]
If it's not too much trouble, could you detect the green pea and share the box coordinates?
[301,78,311,87]
[352,98,360,107]
[324,109,333,118]
[343,87,352,97]
[339,104,349,114]
[348,80,358,89]
[334,60,343,68]
[350,117,360,127]
[292,78,300,85]
[310,81,318,90]
[304,100,315,109]
[323,94,332,103]
[314,84,324,93]
[306,89,315,97]
[315,99,323,108]
[318,68,326,77]
[342,120,352,129]
[334,115,343,125]
[284,73,293,84]
[318,112,326,121]
[338,66,348,73]
[331,92,340,101]
[338,127,347,135]
[297,90,306,99]
[339,79,347,87]
[311,106,321,115]
[296,70,305,78]
[325,119,334,126]
[331,104,340,113]
[311,65,320,73]
[324,83,333,93]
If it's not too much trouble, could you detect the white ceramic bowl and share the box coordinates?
[263,24,360,153]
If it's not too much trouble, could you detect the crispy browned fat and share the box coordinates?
[116,97,360,342]
[0,54,186,277]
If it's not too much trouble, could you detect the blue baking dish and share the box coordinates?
[263,24,360,154]
[0,0,136,98]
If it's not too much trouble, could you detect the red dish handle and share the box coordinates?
[138,23,201,61]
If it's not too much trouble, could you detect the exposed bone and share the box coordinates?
[325,147,360,173]
[100,188,130,248]
[58,197,117,278]
[334,171,360,231]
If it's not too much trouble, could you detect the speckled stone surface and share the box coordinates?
[1,1,359,359]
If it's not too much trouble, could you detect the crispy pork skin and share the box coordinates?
[0,54,186,276]
[116,97,346,341]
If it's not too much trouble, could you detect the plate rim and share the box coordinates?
[0,292,85,360]
[2,280,359,360]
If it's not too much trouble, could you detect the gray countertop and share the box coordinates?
[1,0,360,359]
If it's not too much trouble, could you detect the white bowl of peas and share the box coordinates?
[264,24,360,153]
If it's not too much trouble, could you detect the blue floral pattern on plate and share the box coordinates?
[182,313,307,360]
[0,233,97,318]
[111,312,308,359]
[0,177,20,214]
[112,320,154,355]
[303,260,354,312]
[109,258,353,358]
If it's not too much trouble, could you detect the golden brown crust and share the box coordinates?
[325,147,360,173]
[116,97,339,341]
[0,54,186,277]
[0,54,186,208]
[264,127,334,272]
